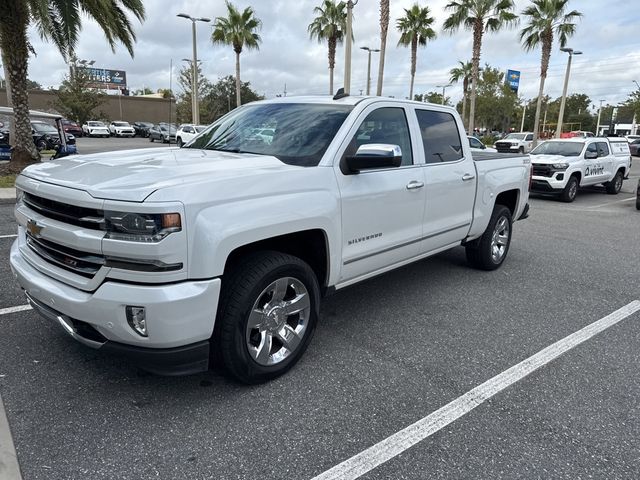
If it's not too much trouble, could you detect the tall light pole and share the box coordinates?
[435,84,452,105]
[177,13,210,125]
[632,81,640,135]
[520,103,527,132]
[360,47,380,95]
[343,1,357,95]
[555,47,582,138]
[595,99,605,136]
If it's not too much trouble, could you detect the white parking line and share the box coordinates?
[0,234,17,239]
[0,393,23,480]
[311,300,640,480]
[587,197,636,209]
[0,305,31,316]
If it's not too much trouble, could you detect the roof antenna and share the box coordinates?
[333,88,349,100]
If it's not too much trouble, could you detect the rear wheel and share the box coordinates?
[35,139,47,151]
[149,136,154,142]
[215,251,320,384]
[177,137,183,148]
[560,175,579,202]
[465,205,513,271]
[605,170,623,194]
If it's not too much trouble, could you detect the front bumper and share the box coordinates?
[10,239,221,374]
[531,173,568,193]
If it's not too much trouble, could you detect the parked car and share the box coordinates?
[629,139,640,157]
[468,135,497,153]
[82,121,110,138]
[530,138,631,202]
[133,121,154,138]
[61,119,83,137]
[625,135,640,144]
[495,132,534,154]
[176,124,207,147]
[109,121,135,137]
[149,123,177,143]
[11,96,530,382]
[559,130,595,139]
[31,121,76,151]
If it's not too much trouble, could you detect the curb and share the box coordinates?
[0,393,23,480]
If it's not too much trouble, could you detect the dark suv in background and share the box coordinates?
[133,121,154,137]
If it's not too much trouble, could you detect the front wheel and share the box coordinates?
[466,205,513,271]
[605,170,623,194]
[215,251,320,384]
[177,137,183,148]
[149,136,154,142]
[560,175,579,202]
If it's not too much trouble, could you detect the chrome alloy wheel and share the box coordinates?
[245,277,311,366]
[568,181,578,200]
[490,216,510,263]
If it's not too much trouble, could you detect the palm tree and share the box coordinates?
[376,0,390,96]
[520,0,581,146]
[212,1,262,108]
[449,61,474,126]
[0,1,145,170]
[443,0,518,135]
[397,5,436,101]
[308,1,348,95]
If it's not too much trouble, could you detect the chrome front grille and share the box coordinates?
[23,192,104,230]
[26,234,104,278]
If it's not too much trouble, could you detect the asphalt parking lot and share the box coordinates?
[0,144,639,479]
[75,135,172,155]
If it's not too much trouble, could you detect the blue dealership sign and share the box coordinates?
[506,69,520,93]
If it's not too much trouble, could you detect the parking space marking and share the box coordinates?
[0,234,17,239]
[586,197,636,209]
[0,305,31,316]
[311,300,640,480]
[0,393,23,480]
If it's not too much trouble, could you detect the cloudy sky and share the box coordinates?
[21,0,640,111]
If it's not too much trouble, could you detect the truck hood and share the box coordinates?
[20,147,300,202]
[530,154,577,165]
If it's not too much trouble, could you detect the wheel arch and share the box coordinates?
[223,229,330,293]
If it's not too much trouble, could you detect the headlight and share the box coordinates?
[552,163,569,170]
[104,211,181,242]
[16,188,24,204]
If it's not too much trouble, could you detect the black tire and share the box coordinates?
[466,205,513,271]
[215,251,320,384]
[518,146,525,154]
[149,136,154,142]
[605,170,623,194]
[560,175,579,202]
[177,137,183,148]
[35,139,47,151]
[636,180,640,210]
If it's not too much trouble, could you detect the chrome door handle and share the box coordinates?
[462,173,475,182]
[406,181,425,190]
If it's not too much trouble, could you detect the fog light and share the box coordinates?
[556,173,564,181]
[126,306,147,337]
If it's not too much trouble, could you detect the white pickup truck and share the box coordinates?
[495,132,535,154]
[10,96,530,383]
[530,137,631,202]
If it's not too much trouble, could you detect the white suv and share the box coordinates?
[109,121,135,137]
[176,124,207,147]
[495,132,534,154]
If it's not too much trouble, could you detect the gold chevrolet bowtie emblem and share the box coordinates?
[27,219,43,238]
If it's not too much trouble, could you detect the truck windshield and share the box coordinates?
[185,103,353,166]
[531,141,584,157]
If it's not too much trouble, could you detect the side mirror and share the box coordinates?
[342,144,402,174]
[585,150,597,159]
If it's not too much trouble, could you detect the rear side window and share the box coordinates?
[525,134,533,141]
[596,142,610,157]
[416,110,463,164]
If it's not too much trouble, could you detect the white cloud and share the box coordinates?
[18,0,640,107]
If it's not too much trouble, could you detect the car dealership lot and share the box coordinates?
[0,150,638,479]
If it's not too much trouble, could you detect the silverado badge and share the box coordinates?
[27,219,43,238]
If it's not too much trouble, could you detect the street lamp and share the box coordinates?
[177,13,210,124]
[343,0,358,95]
[360,47,380,96]
[435,84,452,105]
[555,47,582,138]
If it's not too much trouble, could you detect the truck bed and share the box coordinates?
[472,152,528,162]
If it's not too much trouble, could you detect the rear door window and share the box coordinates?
[596,142,610,157]
[415,110,463,164]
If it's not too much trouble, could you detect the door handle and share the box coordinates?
[462,173,475,182]
[406,181,425,190]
